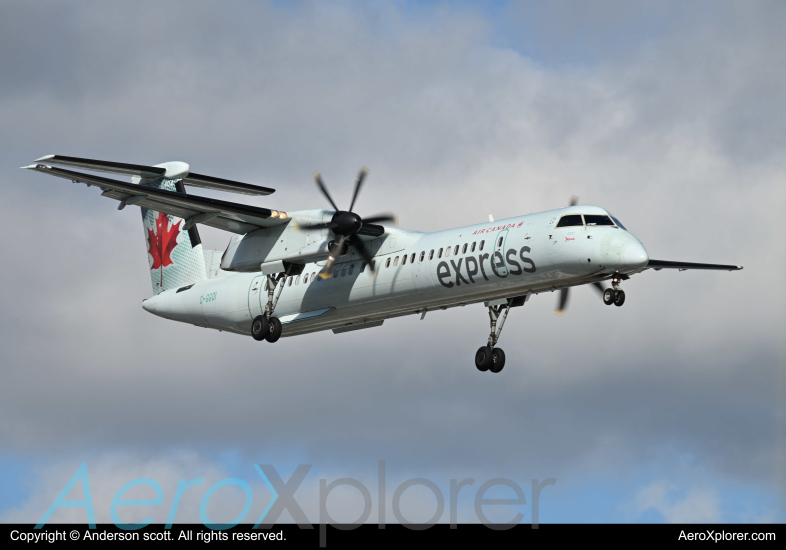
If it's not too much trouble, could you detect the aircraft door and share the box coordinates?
[493,230,509,277]
[247,275,266,319]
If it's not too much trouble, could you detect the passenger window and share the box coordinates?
[445,247,451,257]
[420,251,425,262]
[498,237,503,247]
[288,276,293,286]
[556,214,583,227]
[438,248,443,258]
[370,260,376,271]
[402,254,407,265]
[462,243,467,254]
[349,264,355,275]
[454,245,459,255]
[429,250,434,260]
[393,256,399,266]
[311,273,316,283]
[410,253,415,263]
[333,268,339,278]
[471,242,476,252]
[480,240,485,251]
[360,262,366,273]
[264,280,268,291]
[386,258,391,268]
[584,214,614,226]
[341,265,348,276]
[295,275,300,285]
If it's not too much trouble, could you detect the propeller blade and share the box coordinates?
[318,235,344,279]
[569,196,579,206]
[356,223,386,237]
[348,167,369,213]
[351,237,375,270]
[591,281,605,295]
[294,221,337,232]
[313,171,340,212]
[362,213,397,225]
[554,288,569,315]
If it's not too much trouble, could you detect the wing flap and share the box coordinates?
[647,259,742,271]
[26,164,287,234]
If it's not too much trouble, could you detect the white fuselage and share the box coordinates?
[141,205,649,337]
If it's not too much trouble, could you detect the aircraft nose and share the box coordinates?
[622,240,649,269]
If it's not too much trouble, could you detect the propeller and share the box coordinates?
[554,282,606,315]
[553,195,605,314]
[298,168,397,278]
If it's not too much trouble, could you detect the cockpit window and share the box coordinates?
[584,214,615,226]
[556,214,584,228]
[610,216,626,230]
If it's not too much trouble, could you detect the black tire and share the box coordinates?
[490,348,506,373]
[265,317,282,343]
[603,288,615,305]
[614,289,626,307]
[475,346,493,372]
[251,315,270,341]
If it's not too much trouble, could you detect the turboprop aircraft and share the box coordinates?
[24,155,742,373]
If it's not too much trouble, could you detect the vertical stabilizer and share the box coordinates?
[141,178,207,294]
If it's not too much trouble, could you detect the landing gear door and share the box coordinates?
[247,275,266,320]
[493,230,509,277]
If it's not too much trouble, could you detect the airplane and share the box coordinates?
[23,155,742,374]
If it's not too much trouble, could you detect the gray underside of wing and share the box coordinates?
[646,259,743,271]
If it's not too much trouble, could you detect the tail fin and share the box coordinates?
[141,178,207,294]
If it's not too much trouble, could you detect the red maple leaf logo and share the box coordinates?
[147,212,181,269]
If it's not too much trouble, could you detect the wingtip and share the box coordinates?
[34,155,55,162]
[21,164,40,169]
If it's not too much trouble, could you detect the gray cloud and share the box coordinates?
[0,0,783,521]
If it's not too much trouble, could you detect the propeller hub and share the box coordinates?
[332,211,362,236]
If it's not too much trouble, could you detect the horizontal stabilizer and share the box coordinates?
[33,155,274,196]
[25,164,288,234]
[647,259,742,271]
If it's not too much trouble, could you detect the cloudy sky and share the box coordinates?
[0,0,784,526]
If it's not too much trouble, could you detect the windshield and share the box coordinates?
[584,214,615,226]
[609,215,626,230]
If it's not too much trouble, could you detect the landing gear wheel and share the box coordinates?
[265,317,282,343]
[475,346,493,372]
[251,315,270,341]
[490,348,506,373]
[614,289,626,307]
[603,288,615,305]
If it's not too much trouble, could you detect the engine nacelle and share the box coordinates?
[220,209,333,272]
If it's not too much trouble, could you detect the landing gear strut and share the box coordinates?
[602,275,626,307]
[475,303,509,373]
[251,272,287,343]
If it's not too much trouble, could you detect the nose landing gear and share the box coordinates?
[475,303,510,373]
[602,275,626,307]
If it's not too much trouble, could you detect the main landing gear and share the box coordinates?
[602,275,626,307]
[251,273,285,343]
[475,303,510,374]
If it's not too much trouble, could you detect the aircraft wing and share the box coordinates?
[646,259,742,271]
[24,163,288,234]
